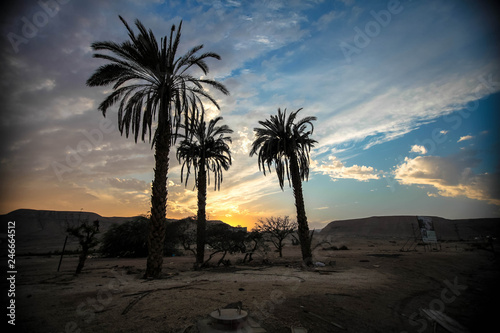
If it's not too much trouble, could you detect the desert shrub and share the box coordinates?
[100,217,148,257]
[174,217,198,255]
[164,221,184,256]
[100,217,182,257]
[242,230,268,263]
[322,244,349,251]
[204,223,247,266]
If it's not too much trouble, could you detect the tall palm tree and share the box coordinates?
[250,108,317,265]
[86,16,229,278]
[176,113,233,266]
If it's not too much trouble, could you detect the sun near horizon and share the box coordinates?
[0,202,260,230]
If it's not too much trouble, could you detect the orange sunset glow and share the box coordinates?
[1,0,499,233]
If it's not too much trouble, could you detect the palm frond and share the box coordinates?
[87,16,228,146]
[250,108,317,189]
[176,112,232,190]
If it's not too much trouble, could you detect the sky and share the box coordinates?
[0,0,499,230]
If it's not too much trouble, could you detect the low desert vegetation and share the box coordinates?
[97,215,319,269]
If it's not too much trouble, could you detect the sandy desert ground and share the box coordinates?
[5,237,500,333]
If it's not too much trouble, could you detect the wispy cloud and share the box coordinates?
[314,10,345,30]
[313,156,380,182]
[457,135,474,143]
[107,178,149,192]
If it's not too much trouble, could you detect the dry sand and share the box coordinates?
[8,238,500,333]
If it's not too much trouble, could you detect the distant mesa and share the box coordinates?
[1,209,499,254]
[320,215,500,241]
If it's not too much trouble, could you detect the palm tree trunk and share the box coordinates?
[146,104,170,278]
[290,153,313,265]
[196,160,207,266]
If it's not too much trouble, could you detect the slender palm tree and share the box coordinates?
[176,113,233,266]
[86,16,229,278]
[250,108,317,265]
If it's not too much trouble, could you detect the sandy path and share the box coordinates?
[10,239,500,332]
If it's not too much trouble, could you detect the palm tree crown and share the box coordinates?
[176,114,233,191]
[86,16,229,144]
[250,108,317,189]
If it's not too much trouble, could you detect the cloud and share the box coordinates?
[410,145,427,155]
[339,0,354,6]
[232,127,254,155]
[108,178,149,192]
[174,171,283,216]
[457,135,474,143]
[168,180,181,187]
[314,156,380,182]
[394,154,500,206]
[316,62,499,152]
[314,10,345,30]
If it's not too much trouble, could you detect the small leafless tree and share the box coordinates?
[254,216,297,257]
[176,218,198,257]
[243,230,267,263]
[204,223,246,267]
[66,218,100,275]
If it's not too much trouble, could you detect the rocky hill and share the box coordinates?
[0,209,233,254]
[320,215,500,240]
[0,209,139,253]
